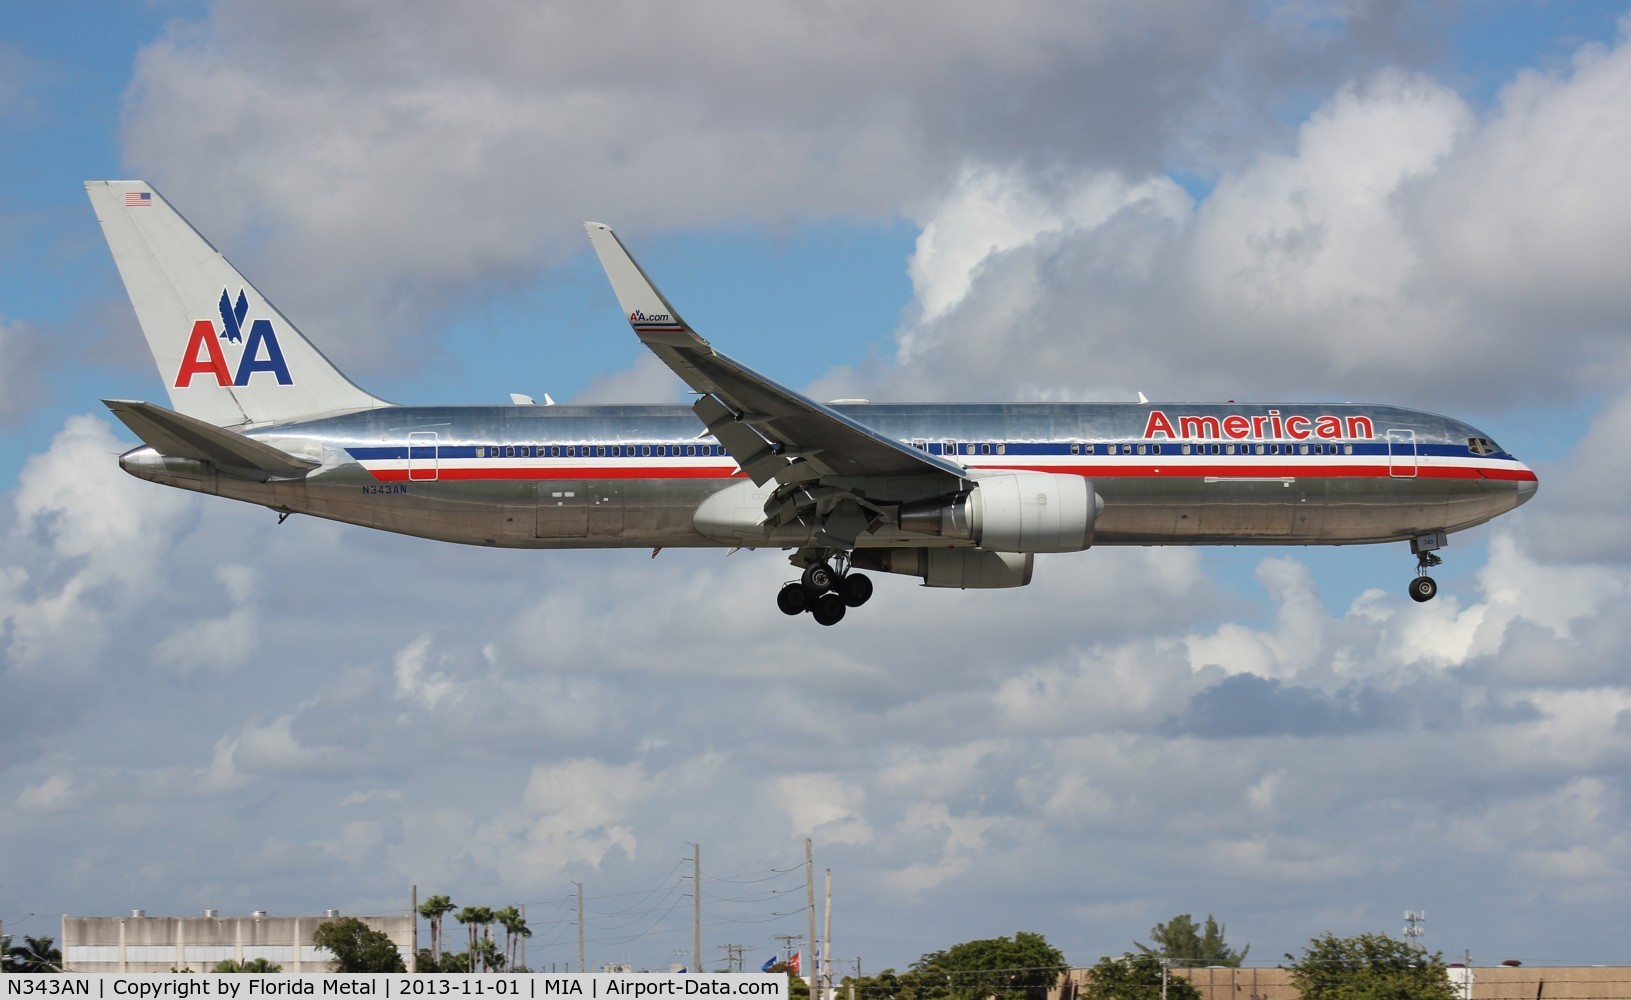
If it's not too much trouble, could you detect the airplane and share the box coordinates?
[86,180,1538,626]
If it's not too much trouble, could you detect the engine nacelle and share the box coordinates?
[850,547,1034,589]
[898,472,1099,553]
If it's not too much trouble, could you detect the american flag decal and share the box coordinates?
[125,192,152,207]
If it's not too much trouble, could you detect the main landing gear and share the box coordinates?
[777,556,874,626]
[1408,531,1446,603]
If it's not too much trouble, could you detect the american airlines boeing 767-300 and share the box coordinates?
[87,180,1537,626]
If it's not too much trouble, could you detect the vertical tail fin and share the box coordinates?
[85,180,387,426]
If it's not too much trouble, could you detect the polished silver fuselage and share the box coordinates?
[118,401,1536,552]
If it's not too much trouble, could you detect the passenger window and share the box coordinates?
[1070,443,1080,455]
[980,444,991,455]
[642,445,651,457]
[996,444,1006,455]
[1137,444,1147,455]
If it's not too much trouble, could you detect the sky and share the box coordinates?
[4,0,1631,975]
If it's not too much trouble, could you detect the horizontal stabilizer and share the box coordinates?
[103,399,319,478]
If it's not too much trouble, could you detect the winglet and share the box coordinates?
[583,223,704,349]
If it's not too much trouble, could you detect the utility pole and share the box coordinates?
[576,882,586,973]
[822,868,833,1000]
[805,838,816,987]
[410,884,418,974]
[775,934,801,965]
[718,943,746,972]
[693,843,702,976]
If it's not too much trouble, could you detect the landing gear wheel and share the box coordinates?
[812,593,847,626]
[777,582,810,616]
[802,562,836,593]
[1409,576,1438,603]
[839,572,874,608]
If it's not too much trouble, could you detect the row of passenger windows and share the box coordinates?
[921,442,1358,456]
[474,444,728,458]
[1084,442,1356,456]
[470,442,1359,459]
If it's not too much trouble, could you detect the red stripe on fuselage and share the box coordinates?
[367,465,745,482]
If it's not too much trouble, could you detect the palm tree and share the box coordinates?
[509,912,532,970]
[455,906,493,972]
[9,935,63,972]
[472,936,505,973]
[495,906,531,970]
[419,895,455,961]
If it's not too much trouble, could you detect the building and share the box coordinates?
[60,910,415,973]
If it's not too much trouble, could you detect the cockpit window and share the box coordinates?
[1467,437,1497,456]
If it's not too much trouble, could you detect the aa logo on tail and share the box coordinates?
[174,289,294,387]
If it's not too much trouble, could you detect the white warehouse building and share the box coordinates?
[60,910,416,973]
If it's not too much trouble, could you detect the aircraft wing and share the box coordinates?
[584,223,970,501]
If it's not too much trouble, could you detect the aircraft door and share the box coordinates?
[536,480,590,538]
[1388,428,1418,478]
[408,431,439,481]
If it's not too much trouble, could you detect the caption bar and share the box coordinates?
[5,975,786,1000]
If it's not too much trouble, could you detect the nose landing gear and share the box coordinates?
[777,554,874,625]
[1408,532,1445,603]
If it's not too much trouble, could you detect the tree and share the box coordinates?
[495,906,531,970]
[767,962,811,1000]
[1135,914,1248,968]
[312,917,407,973]
[471,937,505,973]
[440,952,473,973]
[7,936,62,973]
[213,958,284,973]
[1081,953,1201,1000]
[844,969,925,1000]
[454,906,494,972]
[1285,932,1457,1000]
[419,895,456,961]
[909,931,1068,1000]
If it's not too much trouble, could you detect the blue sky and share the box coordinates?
[5,0,1631,975]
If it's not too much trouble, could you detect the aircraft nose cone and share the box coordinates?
[1516,474,1538,506]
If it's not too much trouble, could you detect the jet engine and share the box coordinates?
[896,472,1099,553]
